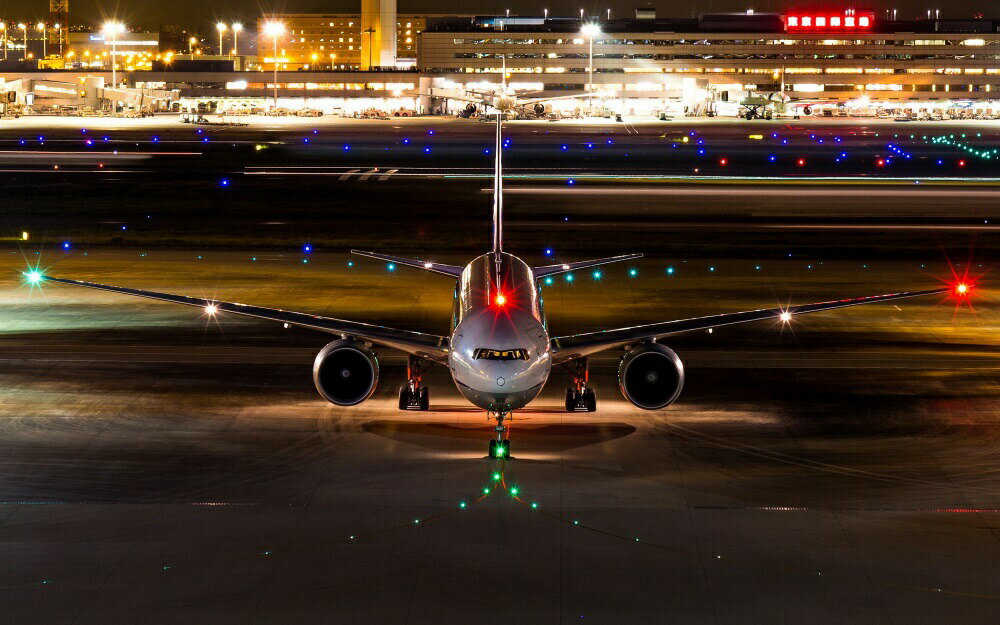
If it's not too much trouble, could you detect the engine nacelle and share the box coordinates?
[618,344,685,410]
[312,340,379,406]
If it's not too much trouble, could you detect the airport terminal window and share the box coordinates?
[473,348,529,361]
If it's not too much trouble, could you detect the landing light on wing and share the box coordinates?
[204,303,219,316]
[779,311,792,323]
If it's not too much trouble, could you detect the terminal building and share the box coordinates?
[4,7,1000,118]
[419,10,1000,115]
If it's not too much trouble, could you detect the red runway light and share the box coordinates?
[797,158,806,166]
[958,160,966,167]
[719,157,728,166]
[876,158,885,167]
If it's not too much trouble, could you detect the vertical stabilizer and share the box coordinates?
[492,113,503,253]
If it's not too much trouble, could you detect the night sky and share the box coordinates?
[1,0,992,31]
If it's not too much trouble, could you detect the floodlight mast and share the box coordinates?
[580,22,602,109]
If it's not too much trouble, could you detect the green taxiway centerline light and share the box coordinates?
[492,472,501,481]
[459,501,467,509]
[531,502,538,509]
[483,487,490,495]
[510,486,519,496]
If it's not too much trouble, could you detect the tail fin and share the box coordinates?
[491,113,503,253]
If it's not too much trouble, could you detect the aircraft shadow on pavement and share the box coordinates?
[361,418,636,452]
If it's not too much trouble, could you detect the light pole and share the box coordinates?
[262,20,285,110]
[18,23,26,61]
[188,36,196,54]
[364,26,375,69]
[216,22,226,56]
[1,23,7,61]
[231,23,242,55]
[102,21,125,87]
[54,22,62,57]
[580,22,601,109]
[36,22,45,59]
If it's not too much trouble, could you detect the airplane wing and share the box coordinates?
[39,276,451,362]
[550,287,948,363]
[520,93,609,106]
[533,254,643,279]
[351,250,464,277]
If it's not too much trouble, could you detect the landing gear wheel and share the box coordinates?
[399,385,429,410]
[565,387,577,412]
[585,388,597,412]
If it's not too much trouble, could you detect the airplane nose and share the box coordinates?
[489,364,515,390]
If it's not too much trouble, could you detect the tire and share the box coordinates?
[398,386,409,410]
[419,387,429,411]
[586,389,597,412]
[565,388,577,412]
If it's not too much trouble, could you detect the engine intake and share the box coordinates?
[618,344,685,410]
[313,340,379,406]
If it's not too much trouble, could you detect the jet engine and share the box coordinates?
[618,344,685,410]
[312,339,379,406]
[533,102,545,116]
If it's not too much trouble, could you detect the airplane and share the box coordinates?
[715,90,840,120]
[428,56,607,119]
[26,116,960,459]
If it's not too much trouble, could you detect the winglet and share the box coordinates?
[350,250,464,277]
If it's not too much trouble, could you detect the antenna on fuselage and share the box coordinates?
[491,112,503,254]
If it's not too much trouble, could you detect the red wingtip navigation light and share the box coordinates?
[784,8,875,32]
[955,283,970,297]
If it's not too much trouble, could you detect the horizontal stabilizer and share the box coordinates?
[533,253,643,279]
[350,250,464,277]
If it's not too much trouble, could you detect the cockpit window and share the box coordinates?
[473,348,529,361]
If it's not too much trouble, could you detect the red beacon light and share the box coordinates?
[495,293,507,307]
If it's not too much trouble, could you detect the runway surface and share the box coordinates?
[2,116,1000,623]
[2,249,999,624]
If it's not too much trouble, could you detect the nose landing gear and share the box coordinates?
[398,355,430,411]
[489,410,511,458]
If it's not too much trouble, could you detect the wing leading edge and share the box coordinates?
[40,276,450,362]
[550,287,948,362]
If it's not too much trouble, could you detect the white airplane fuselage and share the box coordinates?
[448,252,551,413]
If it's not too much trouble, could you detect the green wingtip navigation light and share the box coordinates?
[25,270,43,284]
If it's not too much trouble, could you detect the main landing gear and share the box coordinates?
[489,410,511,458]
[398,355,430,411]
[564,357,597,412]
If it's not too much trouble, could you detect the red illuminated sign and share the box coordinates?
[783,9,875,31]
